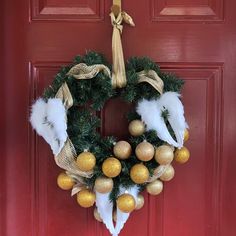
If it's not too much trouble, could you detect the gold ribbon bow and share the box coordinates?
[110,11,135,88]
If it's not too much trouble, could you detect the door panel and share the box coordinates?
[2,0,236,235]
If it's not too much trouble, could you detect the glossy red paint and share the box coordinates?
[1,0,236,235]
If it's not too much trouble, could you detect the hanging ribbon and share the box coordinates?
[110,10,135,88]
[55,82,73,108]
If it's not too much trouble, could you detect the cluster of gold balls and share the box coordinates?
[56,119,190,222]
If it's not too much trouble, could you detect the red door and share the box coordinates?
[1,0,236,235]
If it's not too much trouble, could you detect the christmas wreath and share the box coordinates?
[30,5,190,236]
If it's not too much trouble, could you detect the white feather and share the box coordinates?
[30,98,68,155]
[30,98,47,135]
[158,92,186,148]
[95,191,115,235]
[30,98,55,147]
[136,99,179,147]
[136,92,187,148]
[47,98,67,154]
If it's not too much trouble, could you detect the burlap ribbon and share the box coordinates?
[66,171,85,196]
[55,83,93,178]
[147,145,174,182]
[67,63,111,79]
[147,165,169,182]
[54,64,112,194]
[110,11,135,88]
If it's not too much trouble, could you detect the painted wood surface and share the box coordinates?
[1,0,236,235]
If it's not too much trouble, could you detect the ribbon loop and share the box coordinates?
[147,164,169,182]
[138,70,164,95]
[55,82,73,109]
[67,63,111,80]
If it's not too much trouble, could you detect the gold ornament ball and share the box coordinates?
[77,189,96,208]
[160,165,175,181]
[57,172,75,190]
[184,129,190,142]
[113,141,132,160]
[130,163,149,184]
[117,194,136,213]
[94,208,103,222]
[76,151,96,172]
[146,180,163,195]
[155,145,174,165]
[135,194,145,210]
[102,157,122,178]
[135,141,155,162]
[94,176,114,193]
[128,120,145,137]
[174,146,190,164]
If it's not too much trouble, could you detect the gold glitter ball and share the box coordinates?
[113,141,132,160]
[128,120,145,137]
[77,189,95,208]
[76,151,96,172]
[130,163,149,184]
[135,141,155,162]
[102,157,122,178]
[57,172,75,190]
[117,193,136,213]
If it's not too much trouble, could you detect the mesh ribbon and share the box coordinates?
[54,82,93,179]
[147,164,169,182]
[55,138,93,178]
[67,63,111,80]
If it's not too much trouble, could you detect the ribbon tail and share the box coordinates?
[121,12,135,26]
[55,82,73,109]
[138,70,164,95]
[96,192,115,235]
[147,165,169,182]
[111,27,127,88]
